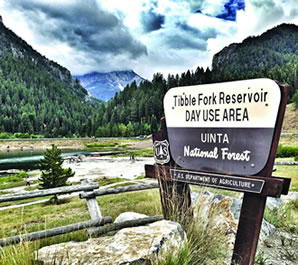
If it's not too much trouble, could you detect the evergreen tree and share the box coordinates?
[39,144,74,203]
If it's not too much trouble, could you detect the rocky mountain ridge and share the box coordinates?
[74,70,144,101]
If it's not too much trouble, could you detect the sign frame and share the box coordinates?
[145,80,291,265]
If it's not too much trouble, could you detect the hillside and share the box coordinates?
[92,23,298,137]
[0,17,96,137]
[212,23,298,99]
[282,104,298,132]
[74,70,144,101]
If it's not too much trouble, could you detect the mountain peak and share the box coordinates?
[74,70,145,101]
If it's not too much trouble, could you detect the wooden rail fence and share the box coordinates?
[0,180,160,247]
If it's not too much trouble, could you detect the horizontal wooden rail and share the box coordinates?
[89,215,163,237]
[0,182,99,203]
[0,216,112,247]
[79,182,159,199]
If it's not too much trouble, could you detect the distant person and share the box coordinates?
[6,145,10,152]
[26,177,30,186]
[30,145,34,152]
[20,146,24,151]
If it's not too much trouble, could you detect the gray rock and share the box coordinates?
[266,197,282,211]
[191,191,200,204]
[114,212,148,223]
[229,198,242,220]
[261,220,276,237]
[36,220,187,265]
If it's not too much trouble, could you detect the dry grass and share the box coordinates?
[282,104,298,132]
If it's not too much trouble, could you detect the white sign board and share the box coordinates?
[164,78,281,175]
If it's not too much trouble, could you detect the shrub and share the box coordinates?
[276,145,298,158]
[0,132,11,139]
[16,171,29,179]
[292,90,298,109]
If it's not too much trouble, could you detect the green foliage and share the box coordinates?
[212,24,298,101]
[292,90,298,109]
[0,132,11,139]
[96,177,128,187]
[86,143,117,148]
[264,200,298,233]
[276,144,298,158]
[0,172,30,190]
[0,51,95,137]
[1,22,297,138]
[16,170,29,178]
[39,145,74,191]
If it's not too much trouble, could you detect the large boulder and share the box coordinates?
[36,220,186,265]
[191,191,277,246]
[114,212,148,223]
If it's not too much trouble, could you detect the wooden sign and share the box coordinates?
[163,78,281,175]
[146,79,291,265]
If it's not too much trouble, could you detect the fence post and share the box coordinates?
[81,179,102,236]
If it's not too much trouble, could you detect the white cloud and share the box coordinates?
[0,0,297,79]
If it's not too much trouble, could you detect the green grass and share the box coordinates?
[0,179,26,190]
[24,185,39,191]
[264,198,298,233]
[275,157,296,162]
[131,148,154,157]
[0,196,52,208]
[274,165,298,191]
[85,143,118,148]
[113,148,154,158]
[93,177,129,187]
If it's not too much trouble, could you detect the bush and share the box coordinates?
[0,132,12,139]
[14,132,31,139]
[292,90,298,109]
[17,171,29,178]
[276,144,298,158]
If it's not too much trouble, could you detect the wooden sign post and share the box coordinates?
[145,79,291,265]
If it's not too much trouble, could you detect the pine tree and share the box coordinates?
[39,144,74,203]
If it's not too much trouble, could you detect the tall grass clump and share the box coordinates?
[0,242,37,265]
[156,180,230,265]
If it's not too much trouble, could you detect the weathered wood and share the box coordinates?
[0,182,99,203]
[232,84,289,265]
[88,215,164,237]
[86,197,102,220]
[0,216,112,247]
[80,182,159,199]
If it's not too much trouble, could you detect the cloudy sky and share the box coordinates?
[1,0,297,79]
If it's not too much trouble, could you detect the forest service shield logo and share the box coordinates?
[154,140,170,164]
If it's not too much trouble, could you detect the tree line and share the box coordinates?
[0,24,297,138]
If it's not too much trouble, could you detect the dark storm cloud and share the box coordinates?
[140,8,165,33]
[175,21,218,39]
[9,0,147,58]
[166,35,207,51]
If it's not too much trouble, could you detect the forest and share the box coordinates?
[0,23,297,138]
